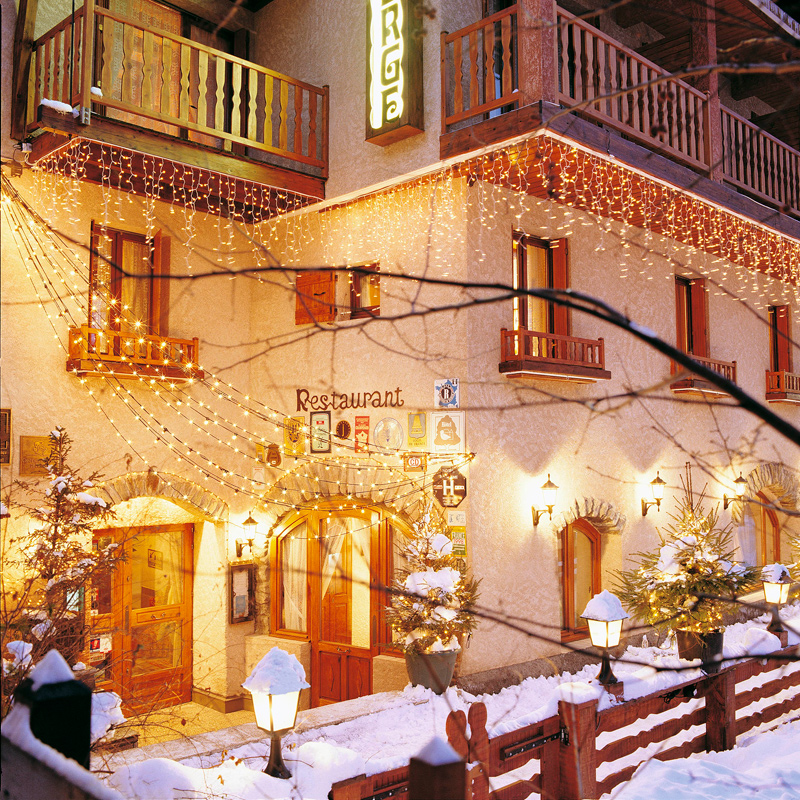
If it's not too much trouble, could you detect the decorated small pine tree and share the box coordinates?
[1,427,121,716]
[614,470,759,637]
[386,503,479,654]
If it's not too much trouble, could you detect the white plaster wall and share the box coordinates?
[251,0,481,199]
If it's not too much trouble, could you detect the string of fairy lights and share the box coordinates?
[4,128,799,530]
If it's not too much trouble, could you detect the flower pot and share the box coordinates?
[404,650,458,694]
[676,629,724,673]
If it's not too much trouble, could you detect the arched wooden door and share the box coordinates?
[271,505,400,706]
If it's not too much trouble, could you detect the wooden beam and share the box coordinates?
[10,0,38,142]
[31,105,325,199]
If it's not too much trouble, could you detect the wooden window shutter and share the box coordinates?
[550,239,570,336]
[295,271,336,324]
[689,278,708,358]
[675,277,689,353]
[152,231,170,337]
[772,305,792,373]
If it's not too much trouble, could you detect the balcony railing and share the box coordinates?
[499,328,610,381]
[28,1,328,175]
[67,325,203,381]
[765,369,800,403]
[556,9,709,172]
[670,354,737,395]
[721,108,800,217]
[441,5,519,131]
[440,8,800,217]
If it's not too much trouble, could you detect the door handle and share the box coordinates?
[336,647,347,653]
[150,612,166,620]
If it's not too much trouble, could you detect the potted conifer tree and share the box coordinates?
[385,504,479,693]
[614,471,758,670]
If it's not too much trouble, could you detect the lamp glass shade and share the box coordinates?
[585,617,623,649]
[650,472,666,501]
[733,474,747,499]
[251,689,300,733]
[541,475,558,509]
[242,514,258,539]
[763,580,790,606]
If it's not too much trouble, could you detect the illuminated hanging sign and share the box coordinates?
[366,0,424,146]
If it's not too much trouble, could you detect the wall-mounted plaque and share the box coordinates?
[310,411,332,453]
[0,409,10,466]
[284,416,306,456]
[19,435,51,476]
[230,563,256,624]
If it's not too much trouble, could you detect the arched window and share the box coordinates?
[560,519,601,640]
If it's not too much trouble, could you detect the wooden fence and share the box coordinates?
[331,644,799,800]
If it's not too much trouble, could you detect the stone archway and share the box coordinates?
[97,469,229,521]
[551,496,627,536]
[730,462,798,524]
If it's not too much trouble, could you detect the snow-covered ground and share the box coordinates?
[5,607,800,799]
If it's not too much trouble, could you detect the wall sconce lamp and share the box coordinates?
[723,473,747,510]
[235,513,258,558]
[532,475,558,526]
[641,472,666,517]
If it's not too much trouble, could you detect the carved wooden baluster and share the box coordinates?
[197,48,208,128]
[484,21,494,106]
[279,79,289,152]
[501,14,512,98]
[309,88,318,160]
[469,29,479,112]
[248,68,257,143]
[453,36,463,117]
[263,73,274,148]
[294,84,303,156]
[231,60,242,138]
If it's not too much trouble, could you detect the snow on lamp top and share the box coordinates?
[29,649,76,690]
[580,590,629,622]
[242,647,310,696]
[761,563,791,584]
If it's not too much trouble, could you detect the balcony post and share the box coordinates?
[518,0,558,106]
[691,0,722,179]
[79,0,94,125]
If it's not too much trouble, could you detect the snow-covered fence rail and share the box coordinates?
[330,644,799,800]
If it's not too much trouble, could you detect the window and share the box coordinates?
[768,305,792,373]
[560,519,601,640]
[675,276,708,357]
[350,265,380,319]
[512,233,569,335]
[89,223,169,336]
[295,264,380,325]
[741,493,782,566]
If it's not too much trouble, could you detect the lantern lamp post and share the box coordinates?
[242,647,309,779]
[761,564,792,640]
[581,590,629,688]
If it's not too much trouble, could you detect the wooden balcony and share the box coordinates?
[440,6,799,219]
[67,326,204,382]
[670,355,737,396]
[499,328,611,382]
[26,1,328,210]
[765,370,800,404]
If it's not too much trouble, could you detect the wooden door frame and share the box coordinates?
[93,523,193,711]
[560,518,602,642]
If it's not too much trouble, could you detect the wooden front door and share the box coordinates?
[91,524,193,712]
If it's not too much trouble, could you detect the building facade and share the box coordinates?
[2,0,799,713]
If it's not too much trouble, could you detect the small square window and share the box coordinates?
[350,265,380,319]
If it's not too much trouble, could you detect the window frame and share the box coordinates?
[560,519,602,642]
[512,232,569,336]
[349,264,381,319]
[89,223,169,336]
[768,305,792,374]
[675,276,708,358]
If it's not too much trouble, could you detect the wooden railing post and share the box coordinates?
[518,0,558,106]
[79,0,94,124]
[704,669,736,752]
[691,0,721,178]
[409,738,467,800]
[558,697,598,800]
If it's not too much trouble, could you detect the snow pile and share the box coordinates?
[4,640,33,671]
[582,590,629,621]
[40,98,78,116]
[110,741,365,800]
[405,567,460,597]
[92,692,126,744]
[612,718,800,799]
[74,492,107,507]
[415,736,462,766]
[242,647,309,696]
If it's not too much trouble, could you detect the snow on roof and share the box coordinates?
[242,647,310,696]
[761,563,791,583]
[29,649,76,690]
[414,736,463,765]
[581,590,629,622]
